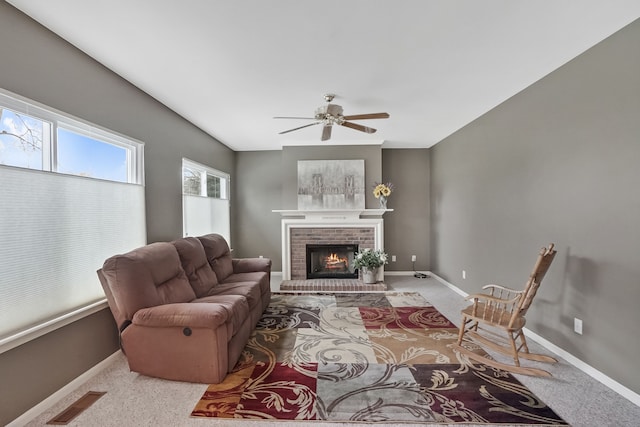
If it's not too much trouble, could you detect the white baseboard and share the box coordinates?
[523,328,640,406]
[429,272,468,297]
[7,350,122,427]
[429,272,640,407]
[383,270,415,276]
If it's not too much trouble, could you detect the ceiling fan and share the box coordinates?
[275,94,389,141]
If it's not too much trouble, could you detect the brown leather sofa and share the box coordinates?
[97,233,271,384]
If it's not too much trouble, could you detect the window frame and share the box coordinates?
[182,158,229,200]
[0,88,144,185]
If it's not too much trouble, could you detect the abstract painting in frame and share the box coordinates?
[297,160,365,210]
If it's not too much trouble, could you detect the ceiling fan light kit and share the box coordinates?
[275,94,389,141]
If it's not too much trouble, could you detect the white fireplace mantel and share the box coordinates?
[273,208,392,221]
[273,209,392,280]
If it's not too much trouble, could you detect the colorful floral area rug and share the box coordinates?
[191,292,567,424]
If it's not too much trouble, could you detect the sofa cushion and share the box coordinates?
[171,236,218,297]
[198,234,234,281]
[211,255,233,282]
[223,271,270,298]
[192,294,249,338]
[101,242,196,321]
[205,281,262,314]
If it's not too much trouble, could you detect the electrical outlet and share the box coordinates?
[391,255,396,262]
[411,255,417,262]
[259,255,263,258]
[462,270,466,279]
[574,318,583,335]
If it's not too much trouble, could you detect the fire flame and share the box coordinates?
[323,253,348,269]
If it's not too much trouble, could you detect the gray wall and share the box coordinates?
[232,151,282,263]
[382,149,430,271]
[0,4,234,424]
[0,311,118,425]
[430,19,640,394]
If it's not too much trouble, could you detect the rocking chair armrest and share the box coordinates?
[465,293,521,305]
[481,284,524,294]
[465,292,522,318]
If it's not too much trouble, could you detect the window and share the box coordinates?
[0,108,50,170]
[182,158,230,242]
[0,89,143,183]
[182,164,202,195]
[57,127,129,182]
[207,173,222,198]
[182,159,228,200]
[0,88,146,353]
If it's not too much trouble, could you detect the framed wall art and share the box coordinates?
[297,159,365,210]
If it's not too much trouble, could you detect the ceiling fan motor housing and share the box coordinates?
[315,104,344,124]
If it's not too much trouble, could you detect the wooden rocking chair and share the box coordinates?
[453,243,558,376]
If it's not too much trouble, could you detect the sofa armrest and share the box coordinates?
[232,257,272,274]
[132,303,229,329]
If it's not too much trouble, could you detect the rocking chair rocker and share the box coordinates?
[453,243,558,377]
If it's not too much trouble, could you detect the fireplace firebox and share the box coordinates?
[306,244,358,279]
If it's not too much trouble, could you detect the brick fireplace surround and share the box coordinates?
[290,227,374,280]
[273,209,390,280]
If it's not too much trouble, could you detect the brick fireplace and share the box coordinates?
[292,228,373,279]
[273,209,390,280]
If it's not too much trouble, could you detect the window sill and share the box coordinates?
[0,299,109,355]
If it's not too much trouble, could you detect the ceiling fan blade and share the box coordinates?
[342,112,390,121]
[321,125,332,141]
[341,121,377,134]
[278,121,321,135]
[274,116,316,120]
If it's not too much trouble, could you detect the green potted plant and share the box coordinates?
[353,248,388,283]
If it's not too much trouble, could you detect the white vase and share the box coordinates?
[379,195,387,209]
[361,267,378,284]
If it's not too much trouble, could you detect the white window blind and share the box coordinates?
[183,195,230,241]
[0,166,146,349]
[182,158,230,243]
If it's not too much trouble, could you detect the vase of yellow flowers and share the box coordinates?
[373,182,394,209]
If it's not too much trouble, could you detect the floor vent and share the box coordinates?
[46,391,106,425]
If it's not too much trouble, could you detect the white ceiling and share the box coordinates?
[7,0,640,151]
